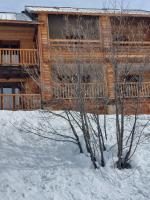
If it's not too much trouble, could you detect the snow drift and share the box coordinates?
[0,111,150,200]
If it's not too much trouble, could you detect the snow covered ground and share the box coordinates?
[0,111,150,200]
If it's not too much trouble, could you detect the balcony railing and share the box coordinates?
[117,82,150,98]
[0,49,38,66]
[112,41,150,57]
[49,39,102,59]
[0,94,41,110]
[49,39,101,49]
[53,82,105,99]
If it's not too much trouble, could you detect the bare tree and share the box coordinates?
[107,9,150,169]
[47,15,108,168]
[18,14,108,169]
[22,5,150,170]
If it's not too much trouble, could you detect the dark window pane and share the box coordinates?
[48,15,100,40]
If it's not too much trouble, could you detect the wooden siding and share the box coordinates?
[0,26,36,49]
[100,16,112,49]
[121,99,150,115]
[38,13,52,101]
[100,16,115,99]
[24,78,40,94]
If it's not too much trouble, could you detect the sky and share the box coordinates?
[0,0,150,12]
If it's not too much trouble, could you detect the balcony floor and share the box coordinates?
[0,66,39,79]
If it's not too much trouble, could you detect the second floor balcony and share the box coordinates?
[52,81,150,100]
[53,82,106,99]
[117,81,150,98]
[0,48,38,66]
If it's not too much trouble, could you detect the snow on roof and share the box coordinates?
[0,12,32,22]
[25,6,150,16]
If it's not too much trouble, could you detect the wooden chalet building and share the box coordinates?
[0,6,150,113]
[0,11,40,110]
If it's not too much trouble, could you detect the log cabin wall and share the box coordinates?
[24,78,39,94]
[33,9,150,114]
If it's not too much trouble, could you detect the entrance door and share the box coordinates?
[0,83,21,110]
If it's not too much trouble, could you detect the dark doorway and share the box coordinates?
[0,40,20,49]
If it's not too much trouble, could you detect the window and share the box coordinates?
[48,15,100,40]
[113,34,128,42]
[111,16,150,42]
[52,63,105,83]
[121,74,143,82]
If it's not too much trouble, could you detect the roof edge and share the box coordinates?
[25,6,150,16]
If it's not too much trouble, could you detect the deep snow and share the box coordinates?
[0,111,150,200]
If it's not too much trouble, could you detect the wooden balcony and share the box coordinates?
[53,82,105,99]
[118,82,150,98]
[0,49,38,66]
[0,94,41,110]
[52,82,150,100]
